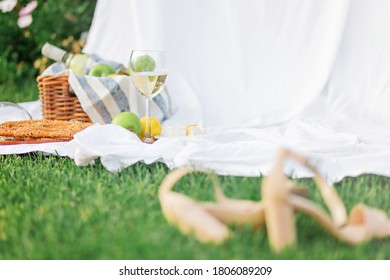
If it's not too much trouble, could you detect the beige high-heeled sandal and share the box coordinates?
[263,148,390,251]
[158,148,390,252]
[158,168,267,244]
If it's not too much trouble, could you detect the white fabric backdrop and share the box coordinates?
[84,0,351,128]
[3,0,390,182]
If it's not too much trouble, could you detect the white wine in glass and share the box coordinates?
[131,72,168,99]
[129,50,168,143]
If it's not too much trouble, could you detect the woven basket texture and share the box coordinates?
[37,75,91,123]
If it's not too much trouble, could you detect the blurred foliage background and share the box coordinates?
[0,0,96,101]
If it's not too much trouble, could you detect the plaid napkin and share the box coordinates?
[41,59,170,124]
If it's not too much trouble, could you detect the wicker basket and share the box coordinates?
[37,75,91,122]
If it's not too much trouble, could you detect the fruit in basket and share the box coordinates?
[111,112,142,137]
[89,63,116,77]
[141,116,162,139]
[118,68,130,75]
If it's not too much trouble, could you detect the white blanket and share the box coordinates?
[2,0,390,182]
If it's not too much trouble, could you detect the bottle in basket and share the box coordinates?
[41,43,92,76]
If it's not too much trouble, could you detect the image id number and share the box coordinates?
[212,266,272,276]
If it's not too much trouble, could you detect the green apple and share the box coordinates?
[89,63,116,77]
[111,112,142,137]
[134,55,156,72]
[133,55,157,81]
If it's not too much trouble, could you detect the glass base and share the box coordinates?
[143,137,155,144]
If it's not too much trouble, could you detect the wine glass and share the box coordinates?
[129,50,168,143]
[0,102,32,124]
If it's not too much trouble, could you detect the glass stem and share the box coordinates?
[145,98,152,142]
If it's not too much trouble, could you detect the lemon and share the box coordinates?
[141,116,162,139]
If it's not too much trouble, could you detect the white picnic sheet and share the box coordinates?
[2,0,390,183]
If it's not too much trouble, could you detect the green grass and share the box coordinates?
[0,154,389,260]
[0,79,389,260]
[0,79,39,103]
